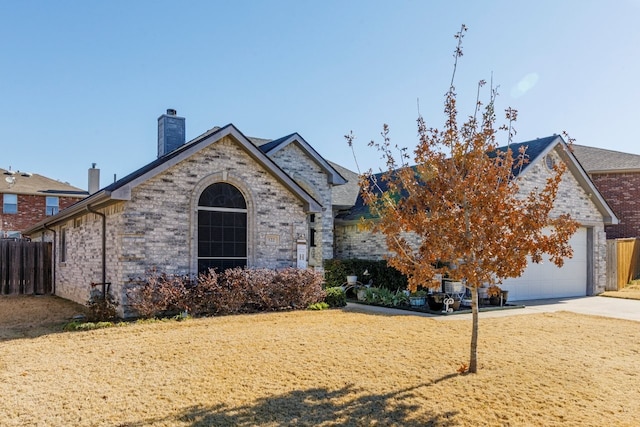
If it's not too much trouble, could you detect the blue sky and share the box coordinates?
[1,0,639,190]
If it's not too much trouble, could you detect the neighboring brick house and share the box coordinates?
[1,168,87,238]
[24,110,346,310]
[572,144,640,239]
[334,136,618,301]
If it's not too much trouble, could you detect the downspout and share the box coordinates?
[86,205,107,300]
[43,223,56,295]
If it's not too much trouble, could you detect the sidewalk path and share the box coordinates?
[343,296,640,322]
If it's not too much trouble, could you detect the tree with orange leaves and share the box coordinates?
[347,25,578,374]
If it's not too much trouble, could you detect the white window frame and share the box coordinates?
[3,194,17,214]
[45,196,59,216]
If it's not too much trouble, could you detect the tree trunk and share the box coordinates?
[469,285,479,373]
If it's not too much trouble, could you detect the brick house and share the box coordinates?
[24,110,346,309]
[334,136,618,301]
[572,145,640,239]
[23,121,618,308]
[1,168,87,238]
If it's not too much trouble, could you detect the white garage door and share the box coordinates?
[501,227,587,301]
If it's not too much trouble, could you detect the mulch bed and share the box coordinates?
[347,299,525,316]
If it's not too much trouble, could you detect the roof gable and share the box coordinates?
[112,124,324,210]
[494,135,559,176]
[258,133,347,185]
[514,135,617,224]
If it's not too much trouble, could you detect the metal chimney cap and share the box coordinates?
[166,108,177,116]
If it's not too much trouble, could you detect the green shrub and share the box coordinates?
[392,291,409,306]
[63,321,115,331]
[363,287,380,303]
[362,287,396,305]
[323,259,408,292]
[377,288,396,305]
[307,302,330,310]
[324,286,347,307]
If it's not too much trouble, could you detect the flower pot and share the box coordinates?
[427,294,444,311]
[357,288,367,301]
[347,275,358,285]
[409,296,426,307]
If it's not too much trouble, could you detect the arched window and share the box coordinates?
[197,183,247,272]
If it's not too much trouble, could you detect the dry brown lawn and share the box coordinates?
[601,282,640,300]
[0,295,90,340]
[0,296,638,426]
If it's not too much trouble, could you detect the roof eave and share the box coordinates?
[22,190,115,235]
[588,168,640,174]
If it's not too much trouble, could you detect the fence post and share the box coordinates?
[606,240,617,291]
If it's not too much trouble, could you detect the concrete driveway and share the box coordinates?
[344,295,640,322]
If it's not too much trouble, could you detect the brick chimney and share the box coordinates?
[157,109,186,158]
[88,163,100,194]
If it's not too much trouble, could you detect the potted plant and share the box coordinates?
[500,289,509,304]
[409,289,427,307]
[346,274,359,286]
[487,285,503,305]
[347,268,370,287]
[427,292,446,311]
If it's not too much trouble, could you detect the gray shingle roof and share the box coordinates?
[328,161,360,208]
[24,124,326,235]
[572,144,640,172]
[335,135,579,222]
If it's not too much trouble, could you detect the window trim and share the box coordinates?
[197,182,248,273]
[3,194,17,214]
[45,196,59,216]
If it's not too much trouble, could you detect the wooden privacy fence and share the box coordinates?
[606,238,640,291]
[0,240,52,295]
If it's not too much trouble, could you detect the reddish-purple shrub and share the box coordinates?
[127,267,325,319]
[126,268,192,318]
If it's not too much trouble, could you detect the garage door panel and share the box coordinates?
[502,227,587,301]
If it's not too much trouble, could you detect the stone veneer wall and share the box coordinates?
[334,147,609,294]
[36,136,309,309]
[269,143,334,268]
